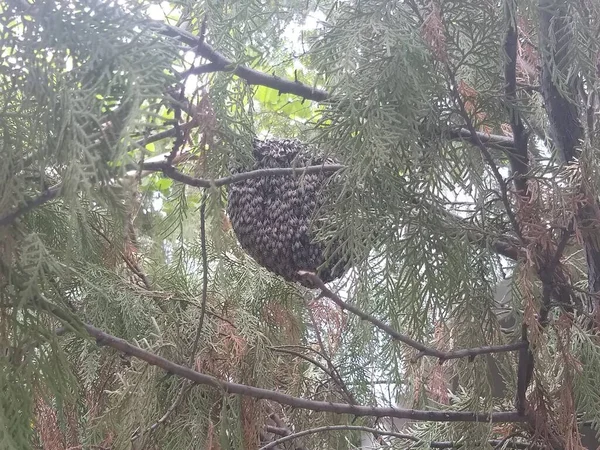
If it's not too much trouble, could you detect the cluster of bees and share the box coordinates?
[227,138,345,287]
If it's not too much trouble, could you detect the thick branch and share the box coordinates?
[72,323,524,423]
[300,272,527,362]
[0,158,521,269]
[515,325,533,415]
[146,157,521,260]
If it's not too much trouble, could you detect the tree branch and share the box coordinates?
[156,23,521,158]
[270,348,337,387]
[448,128,516,151]
[446,67,524,243]
[132,198,210,441]
[503,0,529,195]
[261,425,536,450]
[300,272,527,362]
[538,0,583,164]
[194,197,210,360]
[1,157,520,270]
[64,323,525,423]
[430,439,536,449]
[515,324,533,415]
[537,1,600,301]
[0,184,61,227]
[141,160,345,188]
[259,425,419,450]
[0,123,195,229]
[156,23,329,102]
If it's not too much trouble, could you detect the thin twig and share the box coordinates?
[261,424,537,450]
[131,382,191,441]
[263,407,308,450]
[165,86,186,165]
[270,348,336,384]
[89,222,153,292]
[305,304,362,423]
[142,161,345,188]
[430,438,537,449]
[189,197,209,364]
[300,272,527,362]
[494,432,527,450]
[259,424,419,450]
[503,0,529,195]
[133,198,210,441]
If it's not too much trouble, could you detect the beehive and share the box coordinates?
[227,138,345,287]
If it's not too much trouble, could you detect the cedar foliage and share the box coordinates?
[1,0,600,449]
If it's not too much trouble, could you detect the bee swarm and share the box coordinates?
[227,138,345,287]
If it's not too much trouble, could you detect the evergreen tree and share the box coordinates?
[1,0,600,449]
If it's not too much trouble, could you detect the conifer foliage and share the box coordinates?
[2,0,600,449]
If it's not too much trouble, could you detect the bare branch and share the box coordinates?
[300,272,527,362]
[265,425,291,436]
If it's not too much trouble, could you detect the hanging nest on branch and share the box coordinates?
[227,138,347,288]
